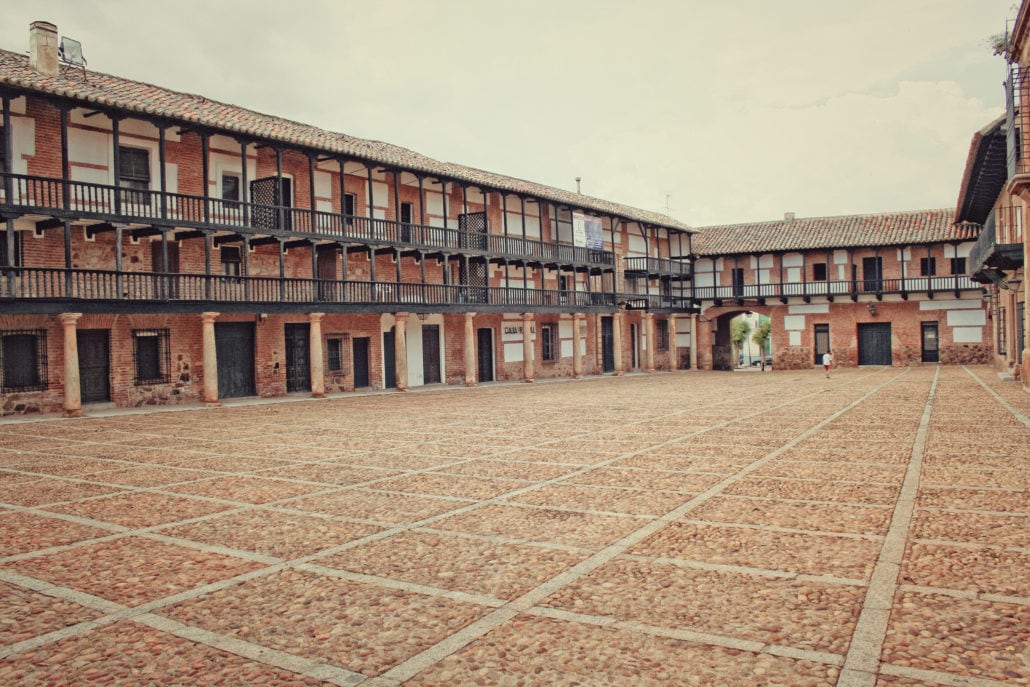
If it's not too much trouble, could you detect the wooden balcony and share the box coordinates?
[694,275,982,305]
[0,267,623,315]
[623,256,692,280]
[0,173,615,269]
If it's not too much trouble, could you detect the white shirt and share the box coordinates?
[822,353,832,366]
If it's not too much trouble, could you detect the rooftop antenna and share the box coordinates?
[575,176,581,194]
[58,35,87,81]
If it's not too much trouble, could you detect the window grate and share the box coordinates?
[1,329,48,392]
[132,328,170,385]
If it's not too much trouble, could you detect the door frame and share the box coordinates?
[920,321,940,363]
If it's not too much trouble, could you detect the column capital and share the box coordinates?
[464,312,477,320]
[201,311,220,324]
[395,312,410,323]
[521,312,533,322]
[309,312,325,323]
[59,312,83,326]
[573,312,586,321]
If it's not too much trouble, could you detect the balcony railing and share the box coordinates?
[693,275,981,301]
[0,173,614,269]
[0,267,628,310]
[969,207,1024,279]
[623,256,692,280]
[616,293,695,311]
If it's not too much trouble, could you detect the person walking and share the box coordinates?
[822,351,832,378]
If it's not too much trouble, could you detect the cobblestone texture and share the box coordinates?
[0,366,1026,686]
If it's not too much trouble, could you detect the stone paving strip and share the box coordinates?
[0,367,1026,686]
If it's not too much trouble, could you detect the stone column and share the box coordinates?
[668,314,678,370]
[201,312,220,405]
[613,311,624,375]
[689,313,699,371]
[394,313,409,391]
[522,312,534,382]
[59,313,82,417]
[572,313,584,379]
[644,312,656,373]
[309,312,325,398]
[464,312,477,386]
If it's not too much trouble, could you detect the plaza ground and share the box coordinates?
[0,367,1027,686]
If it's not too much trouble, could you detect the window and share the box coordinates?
[132,329,170,385]
[656,319,670,352]
[344,192,356,225]
[951,257,966,275]
[118,146,150,203]
[400,201,413,241]
[541,324,558,362]
[920,257,936,276]
[221,173,240,208]
[812,263,828,281]
[1,329,48,392]
[731,268,745,297]
[221,246,242,277]
[326,334,350,373]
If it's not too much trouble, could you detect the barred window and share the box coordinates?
[1,329,48,392]
[132,329,170,385]
[656,319,670,352]
[920,257,936,276]
[541,324,558,362]
[326,334,350,373]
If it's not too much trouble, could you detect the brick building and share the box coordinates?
[1,22,696,416]
[959,5,1029,389]
[689,210,989,371]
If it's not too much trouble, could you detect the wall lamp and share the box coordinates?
[1003,278,1022,292]
[866,303,878,316]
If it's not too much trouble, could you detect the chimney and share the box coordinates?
[29,21,59,77]
[784,211,795,221]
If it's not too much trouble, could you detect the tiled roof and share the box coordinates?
[0,49,690,233]
[691,209,980,256]
[954,115,1007,225]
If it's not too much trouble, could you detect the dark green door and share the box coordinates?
[383,329,396,389]
[77,330,110,403]
[601,316,615,373]
[421,325,441,384]
[857,322,892,365]
[352,337,370,388]
[215,322,256,398]
[477,328,494,382]
[284,323,310,393]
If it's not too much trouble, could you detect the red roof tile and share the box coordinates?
[691,209,979,256]
[0,49,690,232]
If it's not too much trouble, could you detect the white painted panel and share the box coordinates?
[836,264,848,280]
[426,191,443,215]
[943,245,955,258]
[919,299,982,311]
[788,303,829,314]
[782,253,803,268]
[317,200,332,212]
[676,320,691,336]
[504,342,523,362]
[789,331,802,346]
[695,258,714,271]
[695,273,715,288]
[952,327,983,343]
[715,258,724,271]
[70,166,106,184]
[784,315,806,331]
[786,267,801,281]
[833,250,848,264]
[165,164,179,194]
[946,309,986,327]
[758,270,771,284]
[9,96,25,114]
[675,333,691,347]
[524,216,541,238]
[561,340,573,357]
[759,255,774,268]
[627,234,646,256]
[956,242,973,258]
[559,321,572,337]
[314,171,331,198]
[11,118,34,173]
[749,256,758,269]
[557,221,573,244]
[69,128,108,167]
[429,216,446,228]
[372,181,388,208]
[119,119,159,138]
[373,209,386,220]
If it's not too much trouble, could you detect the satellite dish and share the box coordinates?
[58,36,86,67]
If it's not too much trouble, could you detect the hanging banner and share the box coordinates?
[573,212,604,249]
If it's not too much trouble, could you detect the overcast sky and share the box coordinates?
[0,0,1017,226]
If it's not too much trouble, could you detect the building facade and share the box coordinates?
[689,210,989,371]
[1,22,696,416]
[959,7,1030,388]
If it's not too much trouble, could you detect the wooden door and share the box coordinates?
[77,329,110,403]
[421,324,441,384]
[601,316,615,373]
[476,328,494,382]
[814,324,830,365]
[857,322,892,365]
[284,323,311,393]
[352,337,370,388]
[215,322,256,398]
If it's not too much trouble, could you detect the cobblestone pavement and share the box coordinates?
[0,366,1027,686]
